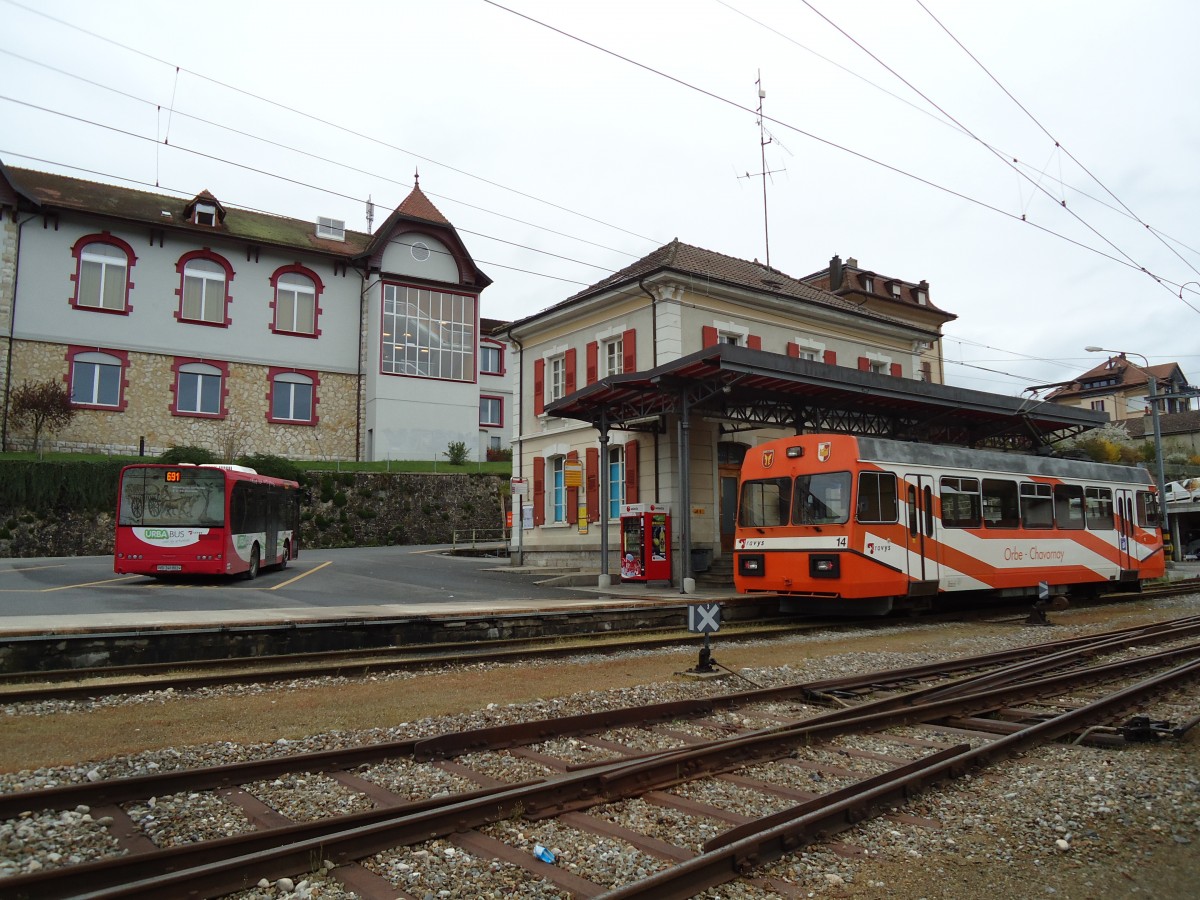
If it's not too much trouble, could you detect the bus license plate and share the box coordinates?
[157,565,182,572]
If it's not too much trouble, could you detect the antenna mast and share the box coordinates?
[737,71,784,268]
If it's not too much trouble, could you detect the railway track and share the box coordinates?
[4,581,1197,706]
[2,614,1198,899]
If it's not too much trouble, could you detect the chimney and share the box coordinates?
[830,255,843,290]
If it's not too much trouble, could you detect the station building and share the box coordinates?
[0,161,512,464]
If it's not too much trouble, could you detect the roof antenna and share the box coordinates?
[366,194,374,232]
[737,71,784,269]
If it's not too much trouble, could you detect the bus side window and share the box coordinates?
[940,476,981,528]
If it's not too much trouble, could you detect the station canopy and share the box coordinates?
[545,344,1105,449]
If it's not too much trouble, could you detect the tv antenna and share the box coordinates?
[738,70,785,268]
[366,194,375,232]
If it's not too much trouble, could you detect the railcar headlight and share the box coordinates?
[738,554,766,577]
[810,555,840,578]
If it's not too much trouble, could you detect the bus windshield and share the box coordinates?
[118,467,227,528]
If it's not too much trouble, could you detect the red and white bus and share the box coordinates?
[115,464,301,578]
[735,434,1165,614]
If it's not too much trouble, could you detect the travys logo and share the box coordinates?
[762,449,775,469]
[817,441,831,462]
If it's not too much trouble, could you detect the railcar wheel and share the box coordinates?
[244,545,260,580]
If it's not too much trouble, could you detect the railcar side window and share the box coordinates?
[1136,491,1160,528]
[1020,482,1053,529]
[738,478,792,527]
[982,478,1019,528]
[857,471,898,523]
[792,472,851,525]
[940,476,981,528]
[1084,487,1114,530]
[1053,484,1085,530]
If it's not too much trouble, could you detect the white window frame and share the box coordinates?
[78,243,128,311]
[603,337,624,377]
[194,203,217,227]
[548,355,566,403]
[71,351,122,406]
[275,272,316,334]
[177,363,223,415]
[480,344,502,375]
[182,259,227,323]
[272,372,314,422]
[480,396,502,427]
[550,455,567,524]
[381,284,476,381]
[608,445,625,519]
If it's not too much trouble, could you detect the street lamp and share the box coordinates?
[1084,346,1169,556]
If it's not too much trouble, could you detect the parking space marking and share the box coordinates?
[41,575,141,593]
[0,564,68,576]
[270,560,333,590]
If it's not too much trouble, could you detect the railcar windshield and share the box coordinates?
[118,468,226,528]
[739,477,792,527]
[792,472,851,525]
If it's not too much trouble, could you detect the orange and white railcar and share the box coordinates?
[734,434,1165,615]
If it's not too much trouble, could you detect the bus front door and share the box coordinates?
[904,474,940,598]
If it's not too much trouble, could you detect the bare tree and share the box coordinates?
[10,379,75,455]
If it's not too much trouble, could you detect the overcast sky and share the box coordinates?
[3,0,1197,400]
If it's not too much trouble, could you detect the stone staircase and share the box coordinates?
[693,552,734,589]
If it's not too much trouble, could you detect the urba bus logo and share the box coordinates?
[817,441,832,462]
[145,529,169,540]
[762,449,775,469]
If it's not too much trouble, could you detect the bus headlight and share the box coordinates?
[810,555,840,578]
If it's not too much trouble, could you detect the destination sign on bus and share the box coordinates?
[165,470,182,483]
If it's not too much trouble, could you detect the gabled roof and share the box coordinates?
[1046,354,1186,402]
[1,162,372,256]
[362,181,492,289]
[802,254,956,322]
[1123,409,1200,439]
[510,239,933,336]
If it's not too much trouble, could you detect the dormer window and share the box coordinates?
[916,290,928,305]
[193,203,217,227]
[890,282,902,299]
[316,217,346,241]
[862,276,874,293]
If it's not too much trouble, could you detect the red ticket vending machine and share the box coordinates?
[619,503,671,582]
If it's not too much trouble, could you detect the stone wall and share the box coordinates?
[0,471,507,557]
[6,340,358,459]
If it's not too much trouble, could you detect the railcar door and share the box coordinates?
[904,475,941,589]
[1114,488,1138,572]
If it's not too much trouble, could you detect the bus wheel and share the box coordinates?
[244,545,260,580]
[279,542,290,570]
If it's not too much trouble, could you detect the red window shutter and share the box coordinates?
[586,447,600,522]
[858,357,871,371]
[824,350,837,366]
[534,359,545,415]
[622,329,637,372]
[532,457,545,526]
[565,348,577,395]
[624,439,639,504]
[702,325,718,348]
[890,362,902,377]
[585,341,598,385]
[921,361,933,381]
[786,342,800,358]
[566,450,579,520]
[747,334,762,350]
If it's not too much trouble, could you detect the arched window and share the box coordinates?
[171,359,228,418]
[270,266,324,337]
[175,251,234,326]
[70,235,136,313]
[268,368,318,425]
[67,348,129,409]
